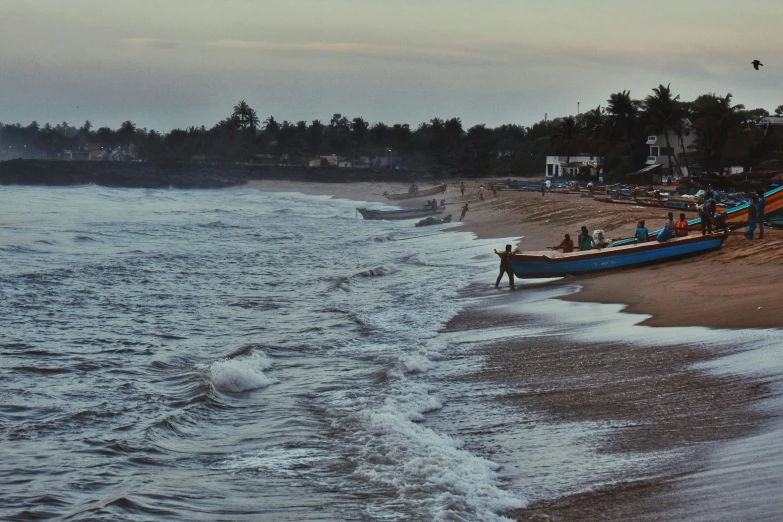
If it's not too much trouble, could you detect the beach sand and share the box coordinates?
[244,178,783,521]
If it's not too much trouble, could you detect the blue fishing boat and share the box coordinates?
[504,233,727,278]
[612,185,783,247]
[357,206,446,220]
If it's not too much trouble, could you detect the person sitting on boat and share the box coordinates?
[439,199,446,208]
[493,244,519,289]
[667,212,675,226]
[674,213,689,237]
[552,233,574,253]
[593,229,611,248]
[577,226,595,251]
[713,212,727,233]
[657,222,674,243]
[635,220,649,243]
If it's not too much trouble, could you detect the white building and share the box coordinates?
[545,155,599,177]
[645,119,695,177]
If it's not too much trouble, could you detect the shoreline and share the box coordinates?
[242,178,782,330]
[244,179,783,520]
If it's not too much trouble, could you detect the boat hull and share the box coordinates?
[384,184,446,200]
[357,206,446,220]
[508,233,727,278]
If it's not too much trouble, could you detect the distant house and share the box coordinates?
[645,119,695,177]
[309,154,342,167]
[759,116,783,127]
[61,150,89,161]
[545,155,599,177]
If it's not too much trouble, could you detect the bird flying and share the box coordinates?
[752,59,763,70]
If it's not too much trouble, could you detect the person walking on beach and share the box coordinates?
[541,179,546,196]
[459,202,469,220]
[674,213,689,237]
[492,184,498,197]
[552,234,574,253]
[635,220,649,243]
[577,226,595,250]
[460,182,465,196]
[478,185,485,200]
[757,190,766,239]
[494,244,517,289]
[745,194,759,239]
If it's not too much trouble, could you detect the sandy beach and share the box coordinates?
[244,178,783,521]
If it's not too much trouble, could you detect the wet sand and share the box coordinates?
[244,178,783,521]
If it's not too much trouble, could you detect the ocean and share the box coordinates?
[2,185,781,521]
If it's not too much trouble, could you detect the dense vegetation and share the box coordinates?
[2,86,783,179]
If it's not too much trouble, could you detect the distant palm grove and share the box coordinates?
[2,85,783,179]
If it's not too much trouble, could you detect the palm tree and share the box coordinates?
[607,90,641,157]
[691,93,744,171]
[581,105,607,176]
[232,101,259,130]
[645,84,682,176]
[351,117,368,145]
[551,116,577,172]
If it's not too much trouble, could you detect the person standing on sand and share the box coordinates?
[699,199,714,235]
[478,185,485,200]
[635,220,649,243]
[745,194,759,239]
[460,182,465,196]
[577,226,595,250]
[552,234,574,253]
[675,213,689,237]
[493,244,517,289]
[492,184,498,197]
[460,202,469,220]
[757,190,766,239]
[541,179,546,196]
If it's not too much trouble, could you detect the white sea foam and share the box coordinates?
[208,351,276,393]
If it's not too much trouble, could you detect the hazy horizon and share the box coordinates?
[2,0,781,132]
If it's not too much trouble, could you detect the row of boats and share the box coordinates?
[358,182,783,279]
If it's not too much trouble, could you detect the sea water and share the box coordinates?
[2,185,778,521]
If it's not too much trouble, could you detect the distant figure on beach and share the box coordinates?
[540,179,546,196]
[492,184,498,197]
[545,179,552,191]
[675,213,689,237]
[552,234,574,253]
[460,202,469,220]
[752,59,763,70]
[478,185,485,200]
[587,182,594,193]
[667,212,675,226]
[657,222,673,243]
[757,190,766,239]
[635,220,649,243]
[745,194,759,239]
[460,182,465,196]
[577,226,595,251]
[493,244,517,289]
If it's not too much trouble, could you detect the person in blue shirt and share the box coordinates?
[635,219,649,243]
[657,222,673,242]
[757,190,767,239]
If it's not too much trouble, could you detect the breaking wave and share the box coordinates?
[208,351,276,393]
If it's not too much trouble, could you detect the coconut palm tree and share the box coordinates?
[691,93,744,171]
[644,84,682,176]
[551,116,577,172]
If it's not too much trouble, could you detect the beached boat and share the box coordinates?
[415,214,452,227]
[769,216,783,229]
[357,206,446,220]
[384,184,446,200]
[612,185,783,246]
[503,233,727,278]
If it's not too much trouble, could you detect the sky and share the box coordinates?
[1,0,781,132]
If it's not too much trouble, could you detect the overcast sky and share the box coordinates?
[1,0,781,132]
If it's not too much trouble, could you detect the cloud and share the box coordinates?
[122,38,177,49]
[207,39,502,65]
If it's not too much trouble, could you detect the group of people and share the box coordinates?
[424,198,445,211]
[540,178,552,195]
[407,184,420,194]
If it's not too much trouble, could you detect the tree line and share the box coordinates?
[2,87,783,178]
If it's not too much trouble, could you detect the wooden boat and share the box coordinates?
[357,206,446,220]
[384,184,446,200]
[612,185,783,246]
[503,233,727,278]
[415,214,452,227]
